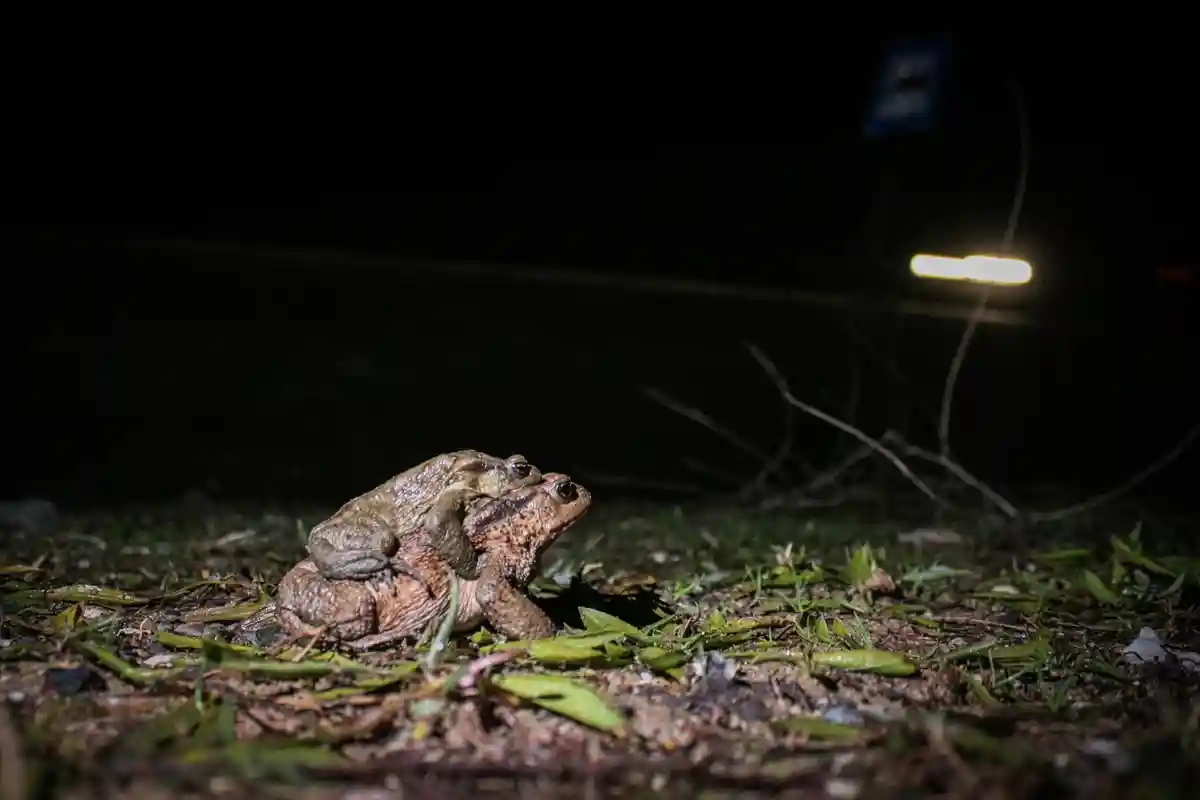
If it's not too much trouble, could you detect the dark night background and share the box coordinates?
[5,31,1198,512]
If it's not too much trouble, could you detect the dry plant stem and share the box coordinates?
[883,431,1020,519]
[937,288,990,458]
[938,81,1031,459]
[745,343,946,509]
[843,319,941,432]
[1027,419,1200,523]
[754,336,862,499]
[291,627,326,661]
[741,401,797,499]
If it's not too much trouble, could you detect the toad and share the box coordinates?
[277,473,590,649]
[306,450,542,586]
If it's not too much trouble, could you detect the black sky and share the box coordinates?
[6,29,1199,505]
[7,30,1197,303]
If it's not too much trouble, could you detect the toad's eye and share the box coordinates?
[508,458,534,478]
[552,480,578,502]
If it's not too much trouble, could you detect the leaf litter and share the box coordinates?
[1,498,1198,798]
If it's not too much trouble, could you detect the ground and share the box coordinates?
[1,492,1197,799]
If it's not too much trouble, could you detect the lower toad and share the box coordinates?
[276,473,590,649]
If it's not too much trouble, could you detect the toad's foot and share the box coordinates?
[307,538,395,581]
[475,559,554,641]
[230,602,284,647]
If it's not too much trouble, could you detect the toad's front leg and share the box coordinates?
[474,559,554,640]
[276,559,379,642]
[393,488,481,586]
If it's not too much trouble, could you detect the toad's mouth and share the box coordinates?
[546,510,590,537]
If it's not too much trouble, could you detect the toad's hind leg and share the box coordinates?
[275,561,378,642]
[307,528,398,581]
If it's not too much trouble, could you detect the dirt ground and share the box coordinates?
[1,494,1197,798]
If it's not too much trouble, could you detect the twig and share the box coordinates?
[929,615,1032,633]
[1028,420,1200,523]
[802,442,875,495]
[938,290,989,459]
[741,386,799,499]
[759,443,875,510]
[745,343,946,509]
[454,649,521,694]
[290,627,326,662]
[883,431,1021,519]
[642,386,775,464]
[843,317,941,433]
[938,80,1032,459]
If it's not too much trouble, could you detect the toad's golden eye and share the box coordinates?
[552,480,578,502]
[509,459,534,479]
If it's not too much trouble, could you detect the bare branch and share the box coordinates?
[1028,420,1200,523]
[883,431,1020,519]
[938,290,989,458]
[642,386,774,464]
[745,342,947,509]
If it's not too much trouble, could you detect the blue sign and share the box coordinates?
[864,37,950,139]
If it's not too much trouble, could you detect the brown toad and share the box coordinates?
[278,472,590,649]
[306,450,541,584]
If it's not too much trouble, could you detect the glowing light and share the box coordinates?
[910,254,1033,286]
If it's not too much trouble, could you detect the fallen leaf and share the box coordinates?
[577,607,645,639]
[492,673,627,735]
[811,649,916,676]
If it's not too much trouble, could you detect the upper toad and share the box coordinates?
[306,450,542,585]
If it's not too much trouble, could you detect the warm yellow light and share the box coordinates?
[910,254,1032,286]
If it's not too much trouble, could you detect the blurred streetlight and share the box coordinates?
[910,253,1032,286]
